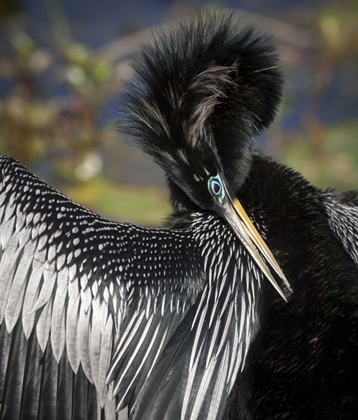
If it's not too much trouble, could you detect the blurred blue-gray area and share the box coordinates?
[0,0,357,224]
[11,0,358,127]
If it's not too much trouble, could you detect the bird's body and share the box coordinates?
[0,11,357,420]
[224,153,358,419]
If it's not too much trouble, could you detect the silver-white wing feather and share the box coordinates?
[0,155,202,417]
[129,216,263,420]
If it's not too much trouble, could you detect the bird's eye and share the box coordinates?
[208,175,225,201]
[211,180,222,195]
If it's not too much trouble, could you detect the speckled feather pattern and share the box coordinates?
[0,155,263,420]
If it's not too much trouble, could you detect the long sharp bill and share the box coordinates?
[221,196,292,301]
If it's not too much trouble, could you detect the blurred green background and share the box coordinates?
[0,0,357,226]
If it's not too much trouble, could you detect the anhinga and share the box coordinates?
[0,11,357,420]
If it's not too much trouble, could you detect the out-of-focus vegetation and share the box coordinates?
[67,179,171,226]
[0,0,357,225]
[278,1,358,191]
[0,26,115,171]
[283,121,358,191]
[0,0,172,224]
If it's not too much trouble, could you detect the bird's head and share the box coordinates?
[159,132,224,210]
[156,131,290,299]
[119,12,291,299]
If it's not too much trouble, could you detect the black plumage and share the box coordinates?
[0,10,357,420]
[223,154,358,419]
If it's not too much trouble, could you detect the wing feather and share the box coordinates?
[0,156,265,419]
[79,306,93,383]
[324,192,358,265]
[66,292,81,373]
[22,261,43,339]
[97,316,114,405]
[0,237,22,322]
[32,269,56,312]
[130,248,262,420]
[5,253,32,331]
[36,299,53,352]
[51,271,68,361]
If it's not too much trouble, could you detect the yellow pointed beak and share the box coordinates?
[220,195,292,301]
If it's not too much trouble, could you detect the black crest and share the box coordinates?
[118,11,283,195]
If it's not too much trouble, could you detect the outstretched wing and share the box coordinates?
[129,216,263,420]
[0,156,203,420]
[323,191,358,265]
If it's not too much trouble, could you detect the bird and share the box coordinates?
[0,10,357,420]
[0,12,289,420]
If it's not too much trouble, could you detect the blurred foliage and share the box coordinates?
[0,0,21,25]
[0,29,115,171]
[283,120,358,191]
[65,179,171,225]
[0,7,169,225]
[0,1,357,226]
[267,0,358,192]
[318,1,358,60]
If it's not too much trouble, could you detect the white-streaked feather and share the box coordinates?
[114,314,155,392]
[215,301,234,363]
[3,201,14,223]
[208,344,230,418]
[90,305,102,389]
[22,261,44,338]
[110,311,146,369]
[116,316,164,410]
[228,324,240,385]
[0,218,15,250]
[81,286,92,314]
[4,252,32,332]
[79,306,93,383]
[32,269,56,312]
[36,299,53,351]
[185,356,213,420]
[205,315,220,368]
[189,303,208,372]
[182,345,200,418]
[97,316,114,406]
[58,307,67,361]
[66,292,81,373]
[51,273,68,362]
[37,233,48,252]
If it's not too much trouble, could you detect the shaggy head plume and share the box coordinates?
[118,11,283,206]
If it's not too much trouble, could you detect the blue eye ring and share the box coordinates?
[211,180,222,196]
[208,175,225,200]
